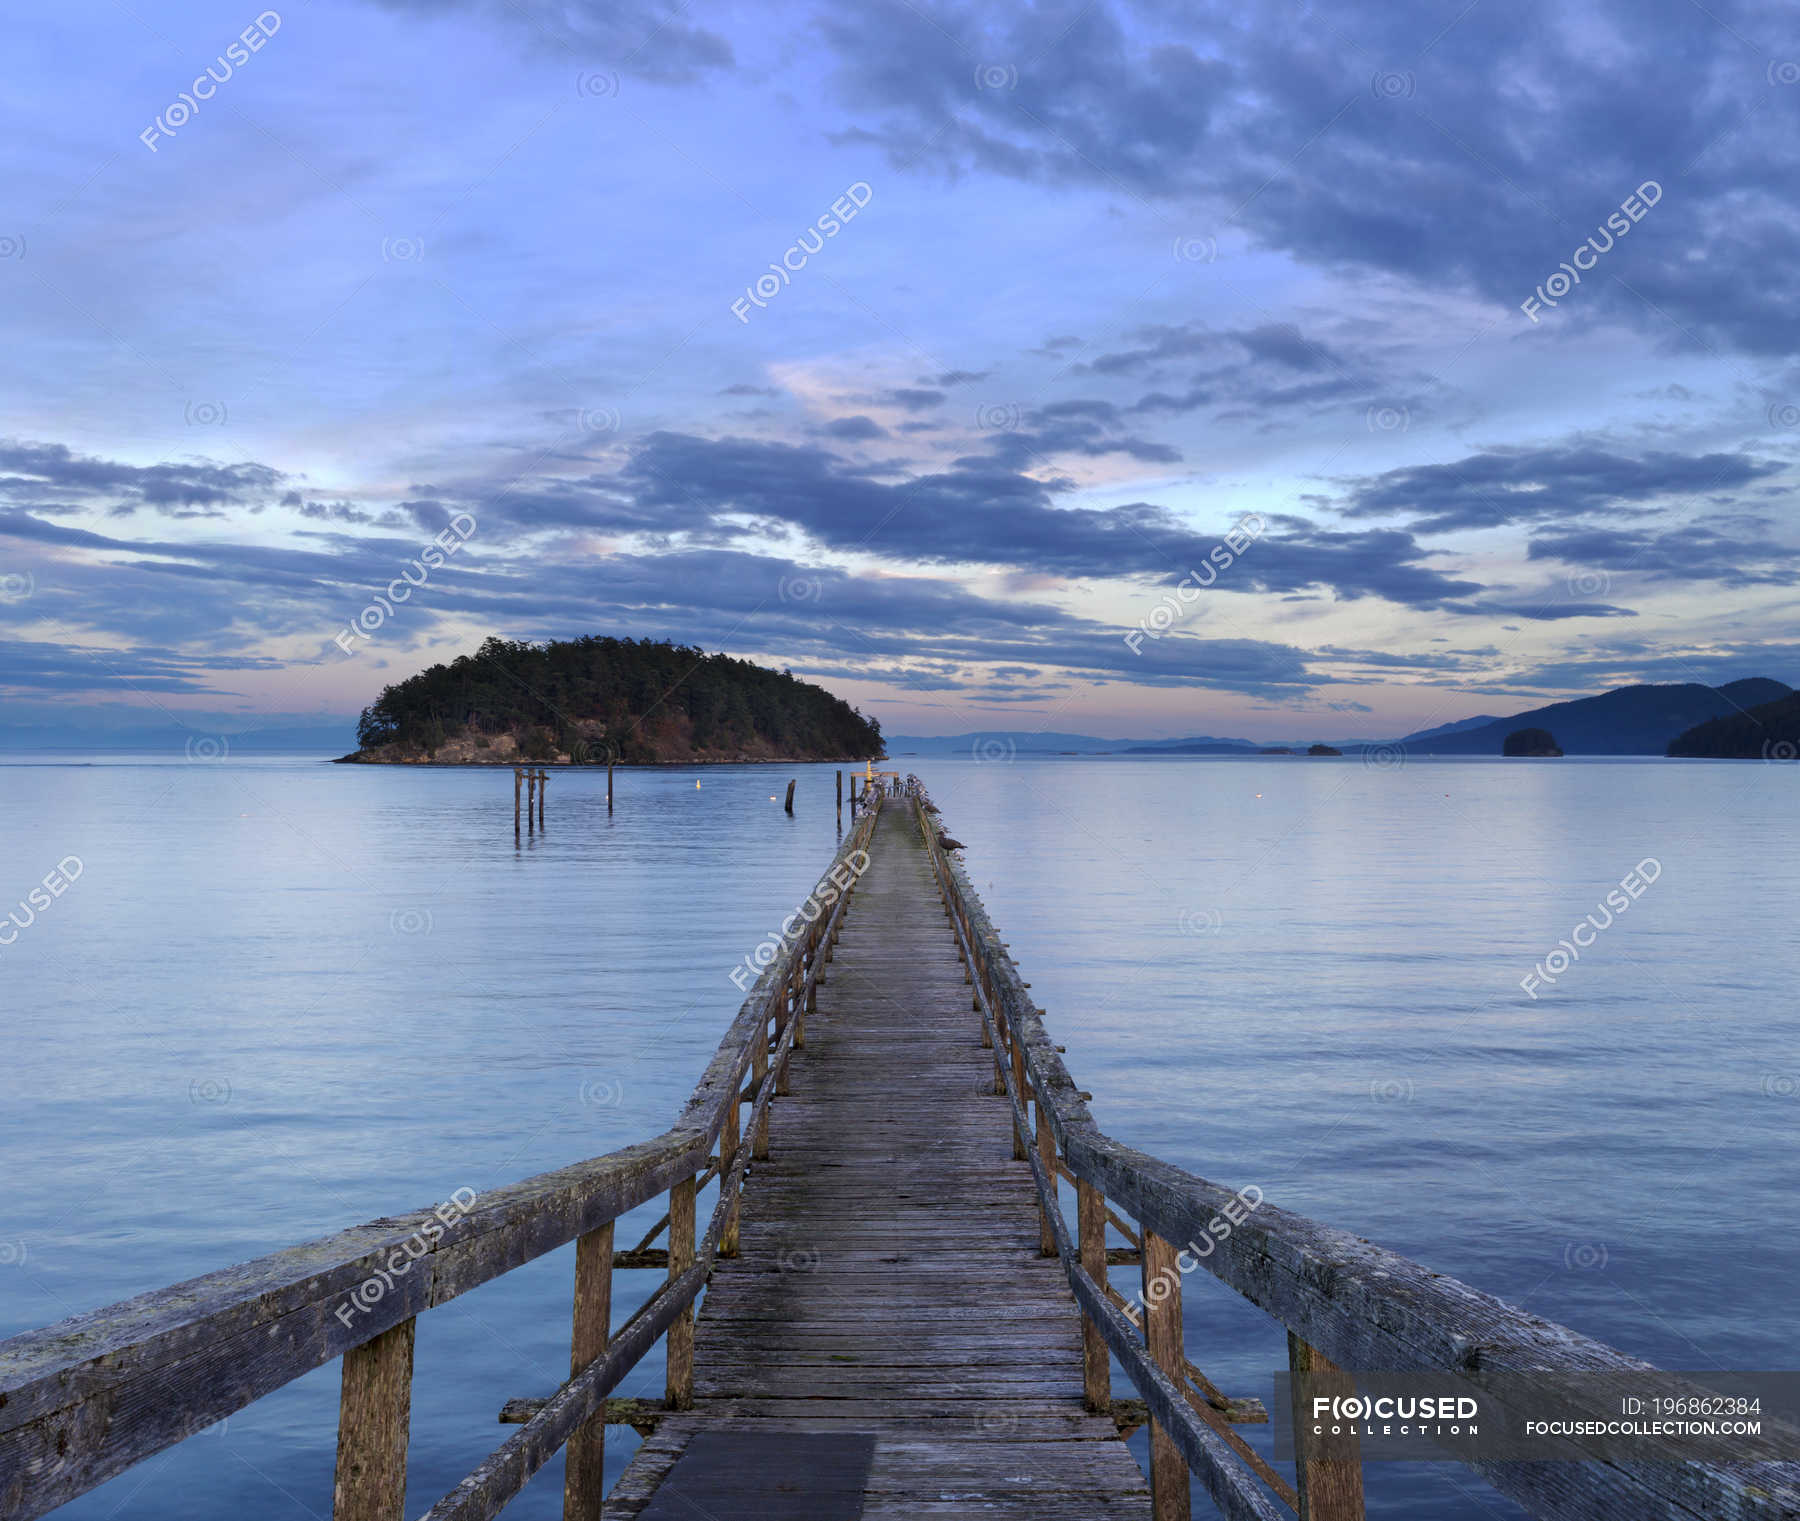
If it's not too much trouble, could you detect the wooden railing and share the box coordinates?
[912,795,1800,1521]
[0,800,882,1521]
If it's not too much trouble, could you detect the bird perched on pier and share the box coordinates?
[938,832,965,851]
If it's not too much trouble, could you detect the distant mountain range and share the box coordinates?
[1401,680,1790,755]
[884,730,1259,755]
[0,720,355,753]
[886,679,1794,760]
[1668,688,1800,758]
[11,678,1792,760]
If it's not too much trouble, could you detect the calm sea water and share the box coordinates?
[3,752,1795,1519]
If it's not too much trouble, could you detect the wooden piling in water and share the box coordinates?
[607,759,614,814]
[513,767,522,834]
[836,768,842,821]
[784,778,795,814]
[526,768,536,832]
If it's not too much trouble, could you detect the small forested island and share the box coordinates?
[1307,743,1342,756]
[1667,690,1800,758]
[340,636,884,765]
[1503,727,1563,757]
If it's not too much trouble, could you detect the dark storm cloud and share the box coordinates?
[822,0,1800,353]
[1340,448,1786,533]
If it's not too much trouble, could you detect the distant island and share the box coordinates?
[1503,727,1563,757]
[868,677,1796,765]
[1396,679,1788,756]
[340,636,884,765]
[1667,689,1800,759]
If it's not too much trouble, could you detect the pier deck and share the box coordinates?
[607,806,1151,1517]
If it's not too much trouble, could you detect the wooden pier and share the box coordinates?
[2,787,1797,1521]
[603,804,1150,1517]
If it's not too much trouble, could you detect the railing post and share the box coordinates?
[666,1174,696,1410]
[722,1076,741,1256]
[1034,1097,1057,1257]
[752,1016,771,1159]
[1077,1180,1111,1413]
[1009,1020,1029,1161]
[1288,1332,1366,1521]
[992,994,1007,1094]
[563,1223,613,1521]
[776,986,792,1096]
[332,1317,415,1521]
[1142,1231,1191,1521]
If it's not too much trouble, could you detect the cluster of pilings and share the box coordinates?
[509,766,868,835]
[513,767,546,836]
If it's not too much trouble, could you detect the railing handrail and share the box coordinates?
[0,802,881,1521]
[913,795,1800,1521]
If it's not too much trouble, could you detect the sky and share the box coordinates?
[2,0,1799,742]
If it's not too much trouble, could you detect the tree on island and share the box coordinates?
[1503,727,1563,756]
[351,635,883,763]
[1668,689,1800,758]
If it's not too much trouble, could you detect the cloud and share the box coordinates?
[821,415,890,441]
[368,0,734,82]
[1527,524,1800,587]
[1501,642,1800,692]
[616,431,1483,607]
[0,440,284,517]
[965,398,1183,467]
[821,0,1800,353]
[1340,447,1786,534]
[0,637,280,697]
[881,388,946,412]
